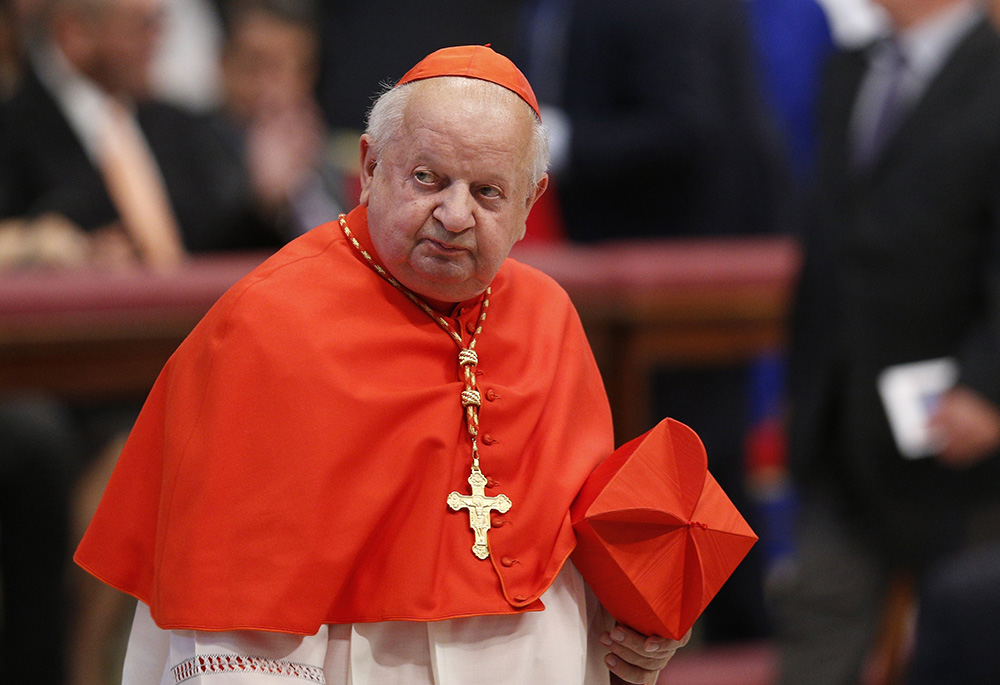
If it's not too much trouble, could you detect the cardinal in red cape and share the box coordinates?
[74,45,689,684]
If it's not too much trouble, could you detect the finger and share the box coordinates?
[671,627,694,651]
[600,633,670,672]
[608,623,687,657]
[604,652,660,684]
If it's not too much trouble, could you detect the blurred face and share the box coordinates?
[359,79,547,308]
[221,11,318,122]
[55,0,163,97]
[873,0,957,28]
[96,0,163,96]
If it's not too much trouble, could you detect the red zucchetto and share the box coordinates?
[397,44,541,120]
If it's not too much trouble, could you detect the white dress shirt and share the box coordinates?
[849,0,984,160]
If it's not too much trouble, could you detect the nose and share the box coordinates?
[433,184,476,233]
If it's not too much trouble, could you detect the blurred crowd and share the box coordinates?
[2,0,1000,683]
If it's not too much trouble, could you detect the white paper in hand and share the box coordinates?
[877,357,959,459]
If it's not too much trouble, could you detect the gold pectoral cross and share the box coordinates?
[447,467,512,560]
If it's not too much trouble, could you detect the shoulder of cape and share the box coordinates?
[499,255,573,306]
[215,222,353,306]
[165,222,358,359]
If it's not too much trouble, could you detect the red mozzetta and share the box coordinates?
[75,205,614,634]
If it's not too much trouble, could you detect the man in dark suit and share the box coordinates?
[777,0,1000,682]
[906,542,1000,684]
[0,0,279,267]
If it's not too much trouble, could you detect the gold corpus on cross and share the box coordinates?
[448,466,512,559]
[339,215,512,560]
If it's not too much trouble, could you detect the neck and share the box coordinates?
[423,296,460,314]
[420,291,487,317]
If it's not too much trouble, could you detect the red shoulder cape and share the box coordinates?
[75,206,614,634]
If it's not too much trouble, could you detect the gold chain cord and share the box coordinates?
[339,215,490,469]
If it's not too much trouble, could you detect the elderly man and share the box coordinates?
[75,46,685,684]
[0,1,279,681]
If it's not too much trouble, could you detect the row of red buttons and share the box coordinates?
[502,554,528,602]
[482,388,499,445]
[467,355,520,592]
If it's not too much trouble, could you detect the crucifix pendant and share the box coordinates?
[447,467,512,560]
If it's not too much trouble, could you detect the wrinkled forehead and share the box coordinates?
[397,79,536,170]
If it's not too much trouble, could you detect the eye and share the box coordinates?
[413,170,437,185]
[478,185,502,199]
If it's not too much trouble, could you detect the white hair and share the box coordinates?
[365,77,550,197]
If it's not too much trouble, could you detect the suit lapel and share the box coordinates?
[872,18,994,174]
[818,50,868,180]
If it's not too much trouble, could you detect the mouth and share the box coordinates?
[423,237,467,253]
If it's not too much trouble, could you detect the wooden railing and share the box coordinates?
[0,237,800,444]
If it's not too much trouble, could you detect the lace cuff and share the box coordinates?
[171,654,326,683]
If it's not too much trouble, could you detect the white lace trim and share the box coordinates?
[171,654,326,683]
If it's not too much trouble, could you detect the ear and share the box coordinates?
[526,173,549,212]
[515,173,549,242]
[358,134,378,207]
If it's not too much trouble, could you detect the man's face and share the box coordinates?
[71,0,164,97]
[872,0,950,28]
[221,10,318,122]
[359,79,546,308]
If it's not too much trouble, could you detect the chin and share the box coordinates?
[405,269,471,299]
[418,284,473,304]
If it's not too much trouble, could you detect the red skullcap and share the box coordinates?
[396,45,541,120]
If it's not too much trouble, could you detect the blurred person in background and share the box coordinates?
[903,6,1000,683]
[0,0,25,99]
[0,0,283,681]
[150,0,225,112]
[776,0,1000,682]
[217,0,345,240]
[1,4,73,682]
[0,0,280,272]
[0,398,81,682]
[906,541,1000,683]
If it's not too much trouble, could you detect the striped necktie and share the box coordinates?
[854,39,909,169]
